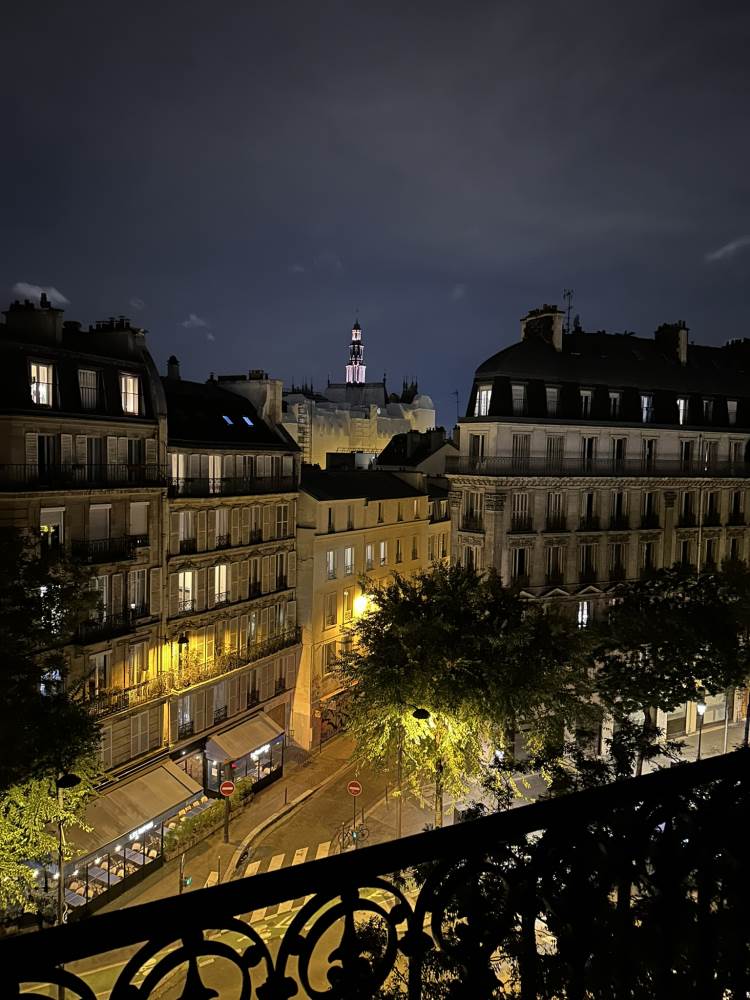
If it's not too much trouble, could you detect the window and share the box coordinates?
[702,398,714,422]
[40,507,64,548]
[178,570,194,612]
[412,499,419,519]
[545,386,559,417]
[702,440,719,470]
[546,545,563,580]
[89,504,110,541]
[428,535,435,561]
[728,400,738,426]
[611,490,627,523]
[511,383,527,416]
[178,694,193,729]
[730,489,743,519]
[171,453,187,489]
[324,592,337,629]
[379,540,388,566]
[642,438,657,470]
[322,640,337,675]
[127,642,148,688]
[611,437,627,466]
[581,436,597,469]
[730,441,744,466]
[242,415,254,426]
[464,544,481,570]
[347,504,354,530]
[128,568,147,613]
[580,543,597,578]
[511,547,529,580]
[86,436,104,474]
[395,539,403,563]
[216,506,230,545]
[677,397,688,425]
[179,510,195,542]
[327,507,335,532]
[377,503,384,524]
[213,681,228,721]
[222,415,233,425]
[397,503,403,522]
[679,539,692,567]
[610,542,625,574]
[609,392,621,418]
[343,546,354,575]
[120,373,141,415]
[580,389,592,418]
[468,433,486,460]
[680,439,695,470]
[511,492,529,531]
[474,384,492,417]
[91,574,109,618]
[577,601,591,628]
[30,362,53,406]
[213,563,229,603]
[547,491,564,525]
[365,543,374,571]
[411,535,418,560]
[87,651,110,698]
[343,588,354,622]
[275,551,287,588]
[208,454,222,494]
[729,536,743,562]
[326,550,336,580]
[130,710,149,756]
[276,504,289,538]
[641,541,656,570]
[642,491,657,518]
[78,369,98,409]
[511,433,531,472]
[129,501,149,539]
[439,534,448,559]
[705,538,718,567]
[37,433,58,471]
[546,434,564,469]
[581,490,596,522]
[640,394,653,423]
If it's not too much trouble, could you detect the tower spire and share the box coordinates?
[345,317,366,384]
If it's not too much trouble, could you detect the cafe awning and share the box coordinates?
[205,713,284,762]
[68,759,202,859]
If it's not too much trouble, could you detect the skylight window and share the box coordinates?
[222,415,233,425]
[242,416,254,426]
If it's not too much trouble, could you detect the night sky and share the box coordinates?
[2,2,749,426]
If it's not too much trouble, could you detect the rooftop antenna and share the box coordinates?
[452,389,460,422]
[563,288,574,335]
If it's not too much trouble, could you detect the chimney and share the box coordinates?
[216,370,283,427]
[167,355,181,379]
[655,322,689,365]
[520,305,564,352]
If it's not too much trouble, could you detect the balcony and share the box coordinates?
[610,563,627,581]
[71,536,137,564]
[171,627,302,692]
[213,591,231,608]
[6,750,746,998]
[578,515,600,531]
[460,513,484,533]
[447,454,750,480]
[640,513,660,529]
[508,516,533,534]
[247,688,260,708]
[545,571,564,587]
[177,598,195,615]
[703,510,721,527]
[544,516,567,532]
[75,611,138,644]
[608,516,629,531]
[678,512,696,528]
[179,538,197,555]
[0,463,167,490]
[168,475,296,498]
[579,567,598,584]
[213,705,229,725]
[511,573,530,588]
[84,676,170,719]
[215,533,231,549]
[177,720,195,740]
[727,511,745,526]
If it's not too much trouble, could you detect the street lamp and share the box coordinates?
[696,689,707,762]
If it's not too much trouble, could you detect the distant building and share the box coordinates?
[282,319,436,466]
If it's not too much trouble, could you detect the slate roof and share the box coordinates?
[300,467,426,502]
[377,432,457,468]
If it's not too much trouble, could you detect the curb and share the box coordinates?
[224,758,353,880]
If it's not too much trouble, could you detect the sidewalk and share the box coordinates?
[98,735,354,913]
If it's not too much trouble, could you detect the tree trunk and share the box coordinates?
[434,760,444,828]
[635,707,654,776]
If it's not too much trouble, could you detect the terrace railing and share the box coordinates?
[447,454,750,480]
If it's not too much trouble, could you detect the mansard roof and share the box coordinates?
[300,467,426,502]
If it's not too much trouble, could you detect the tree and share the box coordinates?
[339,563,597,824]
[0,528,101,792]
[593,565,750,773]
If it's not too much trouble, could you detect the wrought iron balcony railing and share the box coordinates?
[215,533,231,549]
[509,515,533,533]
[169,627,302,691]
[460,513,484,533]
[703,510,721,527]
[0,463,166,490]
[75,610,138,644]
[678,512,696,527]
[70,536,137,564]
[5,750,749,998]
[578,515,600,531]
[168,475,296,498]
[640,513,660,529]
[84,676,171,719]
[447,454,750,480]
[579,567,598,584]
[727,511,746,526]
[544,515,567,531]
[608,515,629,530]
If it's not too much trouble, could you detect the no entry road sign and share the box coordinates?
[220,780,235,797]
[347,779,363,797]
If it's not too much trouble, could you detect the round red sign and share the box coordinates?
[347,779,363,797]
[219,780,235,797]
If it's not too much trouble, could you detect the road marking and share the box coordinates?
[244,860,261,878]
[315,841,330,860]
[250,854,285,921]
[277,847,309,913]
[204,870,218,887]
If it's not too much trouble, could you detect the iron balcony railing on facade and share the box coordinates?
[609,515,629,530]
[728,511,745,526]
[213,705,229,725]
[84,676,171,719]
[508,516,533,533]
[578,515,600,531]
[75,610,139,644]
[544,515,567,531]
[176,599,195,615]
[179,538,198,555]
[70,536,137,564]
[168,475,296,499]
[0,463,167,490]
[8,747,748,998]
[170,627,302,692]
[215,533,231,549]
[177,720,195,740]
[460,513,484,533]
[213,591,231,608]
[678,512,696,527]
[640,513,660,529]
[430,509,451,523]
[703,510,722,527]
[446,454,750,479]
[579,566,598,584]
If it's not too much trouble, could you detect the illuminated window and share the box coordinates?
[365,543,374,571]
[343,588,353,622]
[640,394,653,423]
[177,571,194,612]
[222,415,233,425]
[343,546,354,575]
[545,386,559,417]
[324,592,337,628]
[728,400,738,426]
[577,600,591,628]
[120,373,141,415]
[511,384,527,416]
[30,362,53,406]
[379,540,387,566]
[213,563,229,604]
[474,384,492,417]
[580,389,592,418]
[395,539,403,564]
[677,397,688,425]
[326,550,336,580]
[242,415,254,426]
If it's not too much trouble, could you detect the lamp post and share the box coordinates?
[55,772,81,1000]
[696,690,707,762]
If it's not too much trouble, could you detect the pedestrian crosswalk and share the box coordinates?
[242,840,332,926]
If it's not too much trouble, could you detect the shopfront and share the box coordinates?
[205,713,285,795]
[38,760,207,916]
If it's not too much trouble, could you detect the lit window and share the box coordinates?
[177,570,194,612]
[78,369,98,410]
[609,392,621,418]
[511,384,527,416]
[577,600,591,629]
[474,384,492,417]
[343,588,353,622]
[379,540,388,566]
[580,389,592,418]
[222,415,233,425]
[30,362,54,406]
[395,539,403,564]
[326,550,336,580]
[640,394,653,423]
[324,592,337,628]
[365,543,374,570]
[545,386,559,417]
[213,563,228,604]
[242,416,254,426]
[344,546,354,576]
[677,397,688,425]
[728,400,738,426]
[120,373,141,415]
[703,398,714,422]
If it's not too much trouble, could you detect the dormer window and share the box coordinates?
[222,415,233,425]
[78,369,99,410]
[640,394,654,423]
[474,384,492,417]
[703,398,714,422]
[511,383,527,416]
[30,362,54,406]
[677,396,688,425]
[728,400,738,426]
[119,373,141,416]
[580,389,592,418]
[608,392,621,418]
[242,416,254,426]
[545,386,559,417]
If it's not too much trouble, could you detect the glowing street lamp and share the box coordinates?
[696,688,707,762]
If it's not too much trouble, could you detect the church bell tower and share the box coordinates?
[345,319,366,384]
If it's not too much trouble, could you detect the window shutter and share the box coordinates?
[229,618,238,652]
[228,676,239,716]
[239,559,249,599]
[259,662,272,701]
[260,605,270,641]
[239,670,248,707]
[230,562,240,602]
[207,510,216,550]
[117,437,128,464]
[106,436,117,466]
[149,568,161,616]
[263,505,272,541]
[223,455,234,478]
[196,568,206,611]
[130,713,148,756]
[60,434,73,465]
[282,455,293,477]
[241,507,250,544]
[287,551,297,588]
[75,435,87,465]
[189,454,200,479]
[169,512,180,555]
[206,624,215,665]
[111,573,123,613]
[100,726,113,768]
[169,573,179,618]
[286,599,297,630]
[200,455,209,481]
[239,613,248,649]
[290,499,297,531]
[25,432,38,467]
[207,566,215,608]
[231,507,241,545]
[197,510,207,551]
[261,556,270,594]
[145,438,157,466]
[194,689,206,733]
[169,699,178,745]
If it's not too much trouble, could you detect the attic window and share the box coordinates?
[222,415,233,425]
[242,416,254,426]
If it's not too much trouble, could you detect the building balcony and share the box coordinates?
[177,720,195,740]
[460,513,485,533]
[508,516,533,534]
[84,676,171,719]
[544,516,568,532]
[215,534,231,549]
[727,511,745,526]
[545,571,564,587]
[75,610,140,644]
[608,516,629,531]
[213,591,231,608]
[171,627,302,692]
[0,463,167,491]
[703,511,721,527]
[678,512,696,528]
[176,598,195,615]
[213,705,229,725]
[179,538,197,555]
[7,751,746,998]
[640,513,660,529]
[511,573,530,588]
[579,567,598,584]
[168,475,296,499]
[70,536,137,564]
[578,516,600,531]
[610,563,627,581]
[447,454,750,480]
